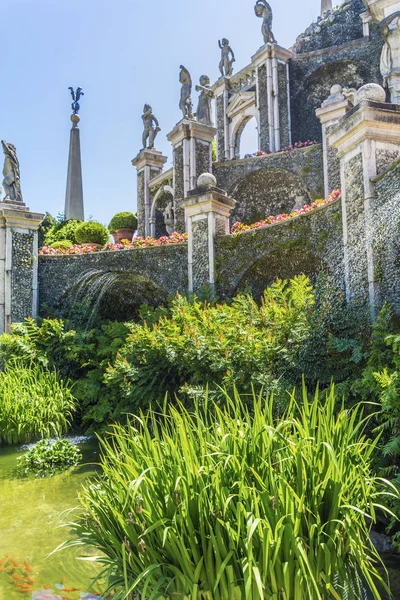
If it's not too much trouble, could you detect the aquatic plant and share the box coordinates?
[0,361,76,444]
[231,189,341,234]
[66,386,398,599]
[17,439,82,477]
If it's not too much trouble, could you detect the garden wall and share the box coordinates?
[214,199,344,299]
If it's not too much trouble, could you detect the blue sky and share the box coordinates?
[0,0,340,226]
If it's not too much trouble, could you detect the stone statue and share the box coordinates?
[254,0,276,45]
[68,87,84,114]
[218,38,235,77]
[142,104,161,149]
[179,65,194,120]
[1,141,23,203]
[195,76,215,126]
[163,200,174,235]
[380,12,400,88]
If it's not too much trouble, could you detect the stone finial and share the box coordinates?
[197,173,217,190]
[321,84,345,107]
[354,83,386,104]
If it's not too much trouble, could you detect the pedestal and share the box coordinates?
[329,86,400,318]
[316,86,352,197]
[183,176,235,296]
[132,148,168,237]
[167,120,217,232]
[0,202,44,333]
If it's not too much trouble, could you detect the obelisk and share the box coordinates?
[65,87,84,221]
[321,0,333,15]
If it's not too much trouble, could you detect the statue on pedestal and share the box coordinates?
[196,76,215,126]
[1,141,23,203]
[142,104,161,149]
[380,12,400,87]
[218,39,235,77]
[179,65,194,120]
[163,201,175,235]
[254,0,276,45]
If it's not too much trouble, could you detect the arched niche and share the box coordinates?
[291,59,377,143]
[230,167,312,225]
[149,185,174,238]
[226,91,260,160]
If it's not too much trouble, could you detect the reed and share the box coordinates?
[0,361,76,444]
[67,386,399,599]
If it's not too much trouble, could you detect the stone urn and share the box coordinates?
[113,228,135,243]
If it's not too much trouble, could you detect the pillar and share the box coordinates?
[212,78,231,162]
[183,173,235,296]
[65,114,84,221]
[316,85,352,198]
[0,200,43,333]
[252,43,293,152]
[167,120,217,232]
[329,83,400,318]
[132,149,167,237]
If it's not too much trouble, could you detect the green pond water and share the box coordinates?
[0,438,104,600]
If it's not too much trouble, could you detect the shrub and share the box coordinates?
[68,387,396,599]
[75,221,110,246]
[38,212,56,247]
[0,361,76,444]
[17,438,82,477]
[50,240,73,250]
[44,219,83,246]
[108,212,138,233]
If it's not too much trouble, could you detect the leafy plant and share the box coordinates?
[75,221,110,246]
[0,361,76,444]
[17,438,82,477]
[50,240,73,250]
[66,386,398,599]
[38,212,56,247]
[44,219,83,246]
[108,212,138,234]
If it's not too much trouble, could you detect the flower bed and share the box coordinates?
[231,189,341,234]
[39,232,188,256]
[244,140,318,159]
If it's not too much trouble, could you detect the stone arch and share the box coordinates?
[227,93,260,160]
[230,167,312,225]
[149,185,174,238]
[60,269,167,325]
[234,247,328,299]
[231,111,260,159]
[292,59,377,143]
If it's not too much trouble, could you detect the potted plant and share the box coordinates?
[75,221,110,248]
[108,212,138,243]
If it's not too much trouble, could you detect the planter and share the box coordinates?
[113,228,134,243]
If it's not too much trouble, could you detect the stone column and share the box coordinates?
[212,77,231,162]
[183,173,236,296]
[167,120,217,232]
[132,149,167,237]
[65,114,84,221]
[329,83,400,319]
[252,44,293,152]
[316,85,352,198]
[0,200,43,333]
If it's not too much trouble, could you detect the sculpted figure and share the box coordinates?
[179,65,194,120]
[254,0,276,45]
[1,141,23,203]
[218,38,235,77]
[196,76,215,126]
[380,12,400,87]
[163,200,174,235]
[68,87,84,114]
[142,104,161,149]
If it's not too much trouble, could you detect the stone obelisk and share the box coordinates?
[65,87,84,221]
[321,0,333,15]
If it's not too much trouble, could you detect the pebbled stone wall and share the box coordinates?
[213,144,324,224]
[258,64,270,152]
[191,218,210,293]
[216,95,226,161]
[11,231,35,323]
[214,199,344,299]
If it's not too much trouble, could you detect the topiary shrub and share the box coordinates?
[108,212,138,233]
[75,221,109,246]
[50,240,73,250]
[44,219,83,246]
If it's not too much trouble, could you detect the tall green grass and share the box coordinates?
[67,387,398,599]
[0,361,76,444]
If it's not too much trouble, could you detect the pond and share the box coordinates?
[0,438,104,600]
